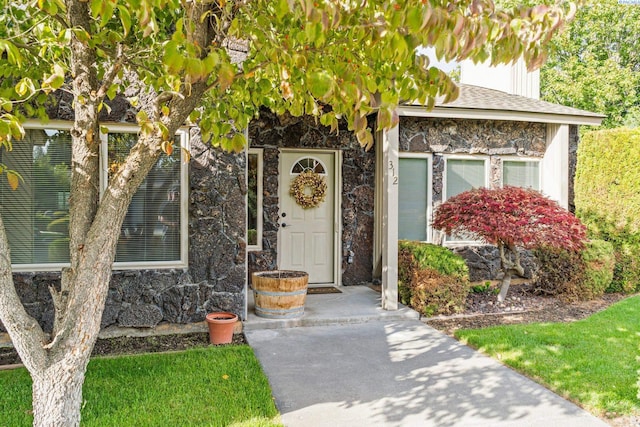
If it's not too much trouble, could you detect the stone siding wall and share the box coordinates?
[400,117,548,281]
[248,111,375,285]
[400,117,547,156]
[1,127,246,333]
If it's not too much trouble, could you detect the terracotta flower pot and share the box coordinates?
[205,312,238,345]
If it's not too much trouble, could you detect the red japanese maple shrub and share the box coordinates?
[432,186,587,302]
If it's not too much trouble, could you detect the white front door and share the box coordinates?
[279,151,336,284]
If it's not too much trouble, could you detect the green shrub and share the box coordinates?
[533,240,615,301]
[576,129,640,233]
[399,240,468,278]
[578,211,640,294]
[532,246,584,297]
[575,129,640,293]
[578,239,615,299]
[398,241,470,316]
[611,240,640,293]
[408,268,471,316]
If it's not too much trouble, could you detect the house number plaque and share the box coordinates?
[388,160,398,185]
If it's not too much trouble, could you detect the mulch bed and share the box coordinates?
[0,332,247,367]
[425,282,629,336]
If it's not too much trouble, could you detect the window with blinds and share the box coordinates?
[445,158,487,243]
[445,158,487,198]
[0,129,72,266]
[0,128,186,270]
[398,157,429,241]
[109,133,183,263]
[503,160,540,190]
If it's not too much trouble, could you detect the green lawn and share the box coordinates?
[0,346,282,427]
[456,295,640,416]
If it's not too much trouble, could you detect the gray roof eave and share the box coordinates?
[399,84,605,126]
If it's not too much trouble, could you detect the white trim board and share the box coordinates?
[397,105,603,126]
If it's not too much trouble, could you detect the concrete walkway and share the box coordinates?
[245,286,609,427]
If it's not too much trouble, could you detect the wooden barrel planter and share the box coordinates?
[251,270,309,319]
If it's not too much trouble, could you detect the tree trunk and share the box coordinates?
[0,3,217,426]
[497,270,512,303]
[32,361,89,427]
[497,242,525,303]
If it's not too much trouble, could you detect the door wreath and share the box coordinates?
[289,170,327,209]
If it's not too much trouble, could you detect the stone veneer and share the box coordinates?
[248,110,376,286]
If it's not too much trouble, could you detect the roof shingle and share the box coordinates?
[434,84,604,119]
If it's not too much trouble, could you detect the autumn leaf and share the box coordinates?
[161,140,174,156]
[6,170,21,190]
[181,147,191,163]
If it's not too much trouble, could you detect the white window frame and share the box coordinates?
[398,152,432,243]
[247,148,263,251]
[501,157,542,190]
[442,154,489,246]
[11,121,189,272]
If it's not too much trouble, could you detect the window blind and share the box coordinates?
[398,158,429,241]
[503,160,540,190]
[109,133,182,263]
[445,158,486,243]
[446,158,485,198]
[0,129,72,265]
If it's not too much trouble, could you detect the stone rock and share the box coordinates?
[454,245,537,282]
[453,246,502,282]
[215,266,246,293]
[179,284,202,321]
[203,291,243,317]
[40,308,55,334]
[160,287,183,323]
[13,275,36,303]
[101,303,120,329]
[400,116,546,157]
[118,303,163,328]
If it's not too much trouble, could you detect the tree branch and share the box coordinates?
[0,215,48,372]
[96,44,127,101]
[511,243,525,277]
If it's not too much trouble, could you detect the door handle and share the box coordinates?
[281,223,287,228]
